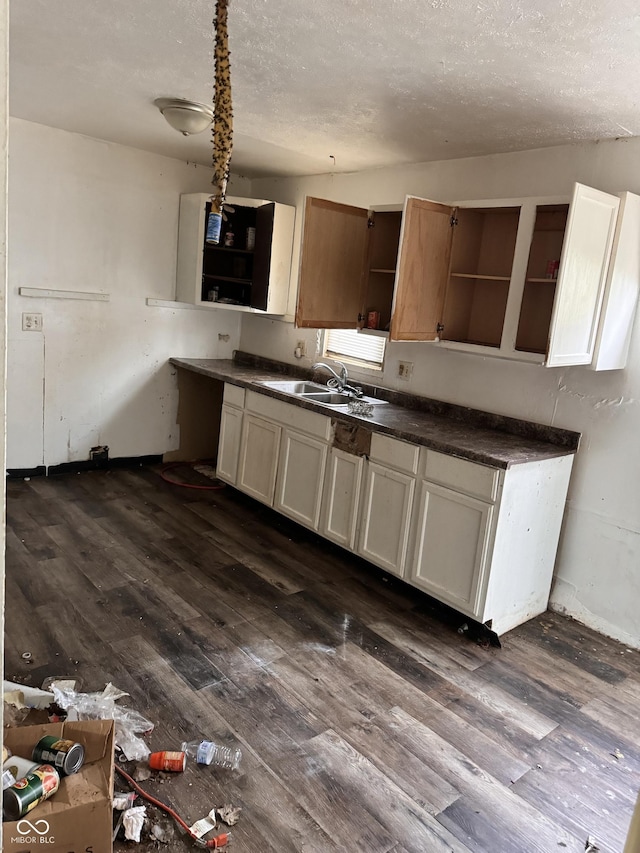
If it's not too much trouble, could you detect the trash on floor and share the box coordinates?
[611,748,624,760]
[123,804,147,842]
[585,835,600,852]
[218,804,242,826]
[149,750,187,772]
[132,763,153,782]
[190,807,219,839]
[3,680,55,710]
[182,739,242,769]
[52,681,153,761]
[113,791,137,810]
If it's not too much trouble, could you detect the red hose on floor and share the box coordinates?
[159,462,226,491]
[114,765,230,849]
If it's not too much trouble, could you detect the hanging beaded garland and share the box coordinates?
[206,0,233,245]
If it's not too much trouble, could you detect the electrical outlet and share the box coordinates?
[294,339,307,359]
[22,313,43,332]
[398,360,413,380]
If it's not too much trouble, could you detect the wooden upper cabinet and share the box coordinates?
[296,197,369,328]
[389,198,455,342]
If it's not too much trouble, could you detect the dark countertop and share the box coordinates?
[170,355,580,469]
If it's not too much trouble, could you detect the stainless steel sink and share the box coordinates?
[301,392,353,405]
[302,391,388,407]
[260,380,326,394]
[259,378,388,408]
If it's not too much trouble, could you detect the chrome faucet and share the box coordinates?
[311,361,363,398]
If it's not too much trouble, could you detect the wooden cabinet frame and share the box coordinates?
[295,184,634,369]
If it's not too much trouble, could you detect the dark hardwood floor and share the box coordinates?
[5,466,639,853]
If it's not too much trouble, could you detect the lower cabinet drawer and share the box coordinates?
[422,449,500,502]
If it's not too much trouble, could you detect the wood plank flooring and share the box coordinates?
[5,466,640,853]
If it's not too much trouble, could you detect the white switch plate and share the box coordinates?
[398,360,413,380]
[22,312,43,331]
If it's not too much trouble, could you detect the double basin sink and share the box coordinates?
[259,380,388,409]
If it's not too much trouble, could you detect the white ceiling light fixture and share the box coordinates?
[154,97,214,136]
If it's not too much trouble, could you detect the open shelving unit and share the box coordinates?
[516,204,569,353]
[442,206,521,348]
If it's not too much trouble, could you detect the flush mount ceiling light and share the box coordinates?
[154,97,214,136]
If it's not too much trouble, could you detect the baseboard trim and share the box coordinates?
[25,455,164,478]
[7,465,47,479]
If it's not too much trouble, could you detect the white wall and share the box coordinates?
[8,119,248,468]
[246,137,640,648]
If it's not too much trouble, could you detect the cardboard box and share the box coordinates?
[3,719,114,853]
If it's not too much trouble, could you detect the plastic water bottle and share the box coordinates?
[181,740,242,770]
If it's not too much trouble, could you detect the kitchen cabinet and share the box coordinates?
[320,448,365,550]
[295,185,637,368]
[216,384,245,486]
[233,389,332,521]
[408,448,574,634]
[275,429,328,530]
[176,193,295,314]
[356,434,418,577]
[215,381,575,635]
[217,404,243,485]
[237,414,282,504]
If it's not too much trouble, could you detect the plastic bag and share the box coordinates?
[52,682,153,761]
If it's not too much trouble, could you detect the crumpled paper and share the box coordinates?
[123,806,146,842]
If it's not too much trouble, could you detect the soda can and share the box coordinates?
[32,736,85,776]
[3,764,60,821]
[148,751,186,772]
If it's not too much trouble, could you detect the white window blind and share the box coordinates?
[324,329,386,370]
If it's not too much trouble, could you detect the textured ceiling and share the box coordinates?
[9,0,640,178]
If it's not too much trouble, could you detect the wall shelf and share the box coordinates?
[19,287,110,302]
[450,273,511,281]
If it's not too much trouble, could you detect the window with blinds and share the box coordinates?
[323,328,387,370]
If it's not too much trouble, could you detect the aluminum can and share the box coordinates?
[3,763,60,820]
[148,751,186,772]
[32,735,85,776]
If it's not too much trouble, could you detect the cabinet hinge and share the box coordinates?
[450,215,458,227]
[367,218,374,228]
[436,322,444,334]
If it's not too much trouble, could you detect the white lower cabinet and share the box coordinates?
[410,481,494,615]
[320,448,364,550]
[237,414,281,505]
[357,461,415,577]
[216,403,243,485]
[275,429,328,530]
[356,433,418,576]
[217,383,575,635]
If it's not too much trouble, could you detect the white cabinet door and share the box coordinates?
[357,462,415,577]
[275,429,328,530]
[547,183,620,367]
[320,448,364,550]
[410,480,494,616]
[237,414,281,505]
[216,404,243,485]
